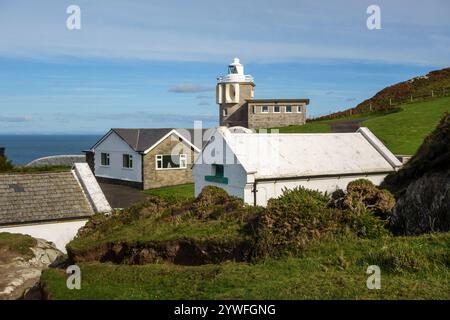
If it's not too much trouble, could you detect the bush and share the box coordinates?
[255,187,388,257]
[329,179,396,220]
[191,186,245,220]
[0,155,13,172]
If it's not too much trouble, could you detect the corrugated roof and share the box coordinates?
[110,128,208,152]
[219,127,402,179]
[0,172,94,225]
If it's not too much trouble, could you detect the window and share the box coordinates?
[122,154,133,168]
[285,105,292,113]
[101,153,110,166]
[223,108,228,116]
[261,106,269,113]
[297,106,303,113]
[274,106,280,113]
[156,154,187,170]
[252,106,256,114]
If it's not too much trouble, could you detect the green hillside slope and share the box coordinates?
[274,96,450,155]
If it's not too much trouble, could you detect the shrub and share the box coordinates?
[0,155,13,172]
[255,187,388,257]
[191,186,244,220]
[329,179,396,220]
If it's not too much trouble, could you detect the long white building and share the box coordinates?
[192,127,402,206]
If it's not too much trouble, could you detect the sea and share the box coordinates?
[0,135,102,165]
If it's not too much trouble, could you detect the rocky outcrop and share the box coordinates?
[385,112,450,235]
[390,172,450,235]
[0,238,63,300]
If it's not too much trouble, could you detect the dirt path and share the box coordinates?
[330,119,367,133]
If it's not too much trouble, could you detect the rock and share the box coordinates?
[383,112,450,235]
[0,238,63,300]
[390,171,450,235]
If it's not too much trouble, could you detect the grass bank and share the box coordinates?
[42,233,450,299]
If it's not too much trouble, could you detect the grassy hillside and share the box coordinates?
[274,97,450,154]
[40,183,450,300]
[317,67,450,120]
[42,233,450,299]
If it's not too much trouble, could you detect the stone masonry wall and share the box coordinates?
[142,134,198,190]
[248,103,307,129]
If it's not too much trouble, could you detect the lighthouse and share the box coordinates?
[216,58,255,127]
[215,58,310,129]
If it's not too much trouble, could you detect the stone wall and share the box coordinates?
[248,103,307,129]
[142,134,198,190]
[219,83,254,127]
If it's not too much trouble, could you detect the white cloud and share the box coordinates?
[0,0,448,65]
[168,84,214,93]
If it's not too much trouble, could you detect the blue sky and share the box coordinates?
[0,0,449,134]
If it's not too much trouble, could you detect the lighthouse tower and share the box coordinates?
[216,58,255,127]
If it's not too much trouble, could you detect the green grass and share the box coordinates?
[0,232,36,259]
[69,215,248,253]
[143,183,194,202]
[362,97,450,154]
[274,97,450,154]
[42,233,450,300]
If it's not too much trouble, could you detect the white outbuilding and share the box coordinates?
[192,127,402,206]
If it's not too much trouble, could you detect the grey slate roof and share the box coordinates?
[110,128,208,152]
[0,172,94,225]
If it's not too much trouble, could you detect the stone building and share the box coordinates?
[217,58,310,129]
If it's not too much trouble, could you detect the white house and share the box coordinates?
[192,127,402,206]
[0,163,111,252]
[86,128,206,190]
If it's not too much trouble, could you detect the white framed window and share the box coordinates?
[122,154,133,169]
[285,105,292,113]
[261,105,269,113]
[297,106,303,113]
[274,106,280,113]
[223,108,228,116]
[100,153,110,166]
[252,106,256,114]
[156,154,187,170]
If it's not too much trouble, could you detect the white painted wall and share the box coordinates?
[94,131,142,182]
[193,163,248,198]
[250,173,388,207]
[193,129,248,198]
[0,219,88,253]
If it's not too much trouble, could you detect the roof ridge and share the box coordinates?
[135,129,140,150]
